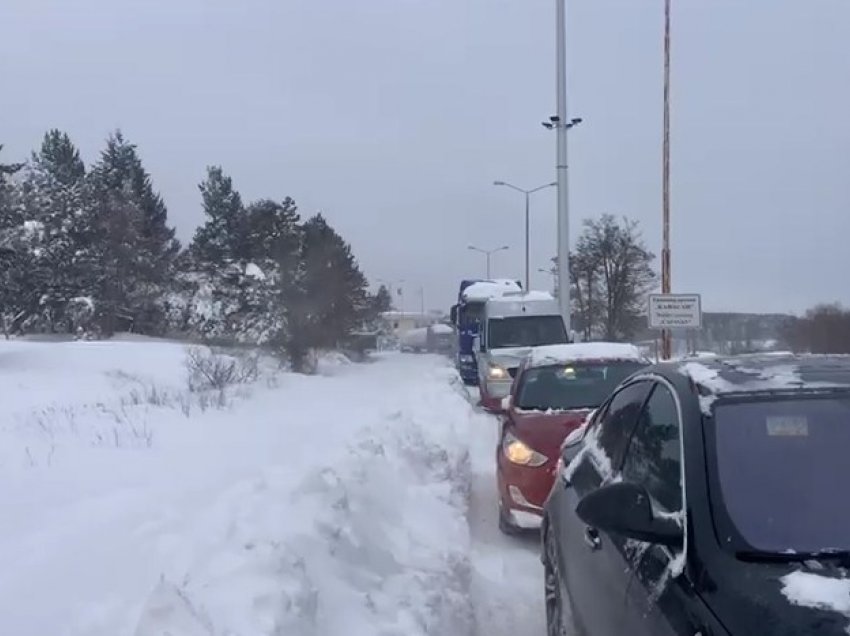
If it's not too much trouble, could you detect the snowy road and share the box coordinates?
[0,341,545,635]
[466,391,547,636]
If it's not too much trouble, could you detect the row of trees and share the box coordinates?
[783,304,850,354]
[0,131,387,369]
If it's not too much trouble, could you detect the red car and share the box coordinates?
[495,343,650,534]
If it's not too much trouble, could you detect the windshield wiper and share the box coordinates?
[736,549,850,565]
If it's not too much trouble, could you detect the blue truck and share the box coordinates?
[450,279,522,385]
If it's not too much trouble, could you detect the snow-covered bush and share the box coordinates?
[185,346,259,392]
[163,264,285,347]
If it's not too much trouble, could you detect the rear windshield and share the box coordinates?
[488,315,567,349]
[710,395,850,553]
[515,361,646,411]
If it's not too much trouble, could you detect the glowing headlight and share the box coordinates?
[503,431,548,467]
[488,365,508,380]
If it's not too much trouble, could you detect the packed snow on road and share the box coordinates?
[0,339,543,636]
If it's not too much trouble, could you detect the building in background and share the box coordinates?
[380,311,442,338]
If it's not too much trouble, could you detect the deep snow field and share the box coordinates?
[0,339,544,636]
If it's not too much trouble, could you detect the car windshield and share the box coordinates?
[488,315,567,349]
[710,395,850,554]
[515,361,646,411]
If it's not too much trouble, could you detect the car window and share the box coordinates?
[621,383,683,512]
[594,381,652,467]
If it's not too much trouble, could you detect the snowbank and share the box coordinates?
[0,340,476,636]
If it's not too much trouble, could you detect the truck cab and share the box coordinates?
[475,291,569,411]
[450,279,522,385]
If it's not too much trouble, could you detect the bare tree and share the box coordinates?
[571,215,656,341]
[569,248,602,342]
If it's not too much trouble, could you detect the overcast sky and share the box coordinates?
[2,0,849,315]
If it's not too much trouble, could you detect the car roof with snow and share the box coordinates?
[528,342,648,368]
[676,354,850,397]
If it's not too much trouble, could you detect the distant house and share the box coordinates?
[380,311,439,338]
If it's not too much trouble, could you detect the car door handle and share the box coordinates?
[583,526,601,551]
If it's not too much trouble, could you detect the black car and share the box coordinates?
[542,354,850,636]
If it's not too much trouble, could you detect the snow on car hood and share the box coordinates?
[700,561,850,635]
[486,347,532,369]
[782,570,850,628]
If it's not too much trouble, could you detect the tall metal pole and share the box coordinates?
[661,0,672,359]
[524,192,530,291]
[485,253,491,279]
[555,0,571,335]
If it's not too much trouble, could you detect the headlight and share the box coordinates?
[460,354,474,363]
[488,364,508,380]
[503,431,548,467]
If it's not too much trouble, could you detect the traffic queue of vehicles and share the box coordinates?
[449,281,850,635]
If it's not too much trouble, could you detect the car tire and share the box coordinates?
[543,526,571,636]
[498,504,521,536]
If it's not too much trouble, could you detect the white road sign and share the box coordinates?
[648,293,702,329]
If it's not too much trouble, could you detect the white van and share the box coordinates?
[475,291,569,410]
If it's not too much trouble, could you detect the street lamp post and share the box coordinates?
[661,0,673,360]
[538,267,557,295]
[468,245,509,279]
[539,0,582,334]
[494,180,557,291]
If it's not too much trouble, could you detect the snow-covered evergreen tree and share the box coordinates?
[191,166,248,266]
[81,131,180,334]
[13,131,89,331]
[286,213,370,369]
[0,145,27,335]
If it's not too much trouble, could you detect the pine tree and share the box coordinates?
[244,197,301,266]
[80,131,179,334]
[286,213,369,370]
[0,144,24,229]
[372,285,393,313]
[33,130,85,186]
[90,131,180,275]
[244,197,302,345]
[0,145,26,335]
[13,131,89,331]
[192,166,247,266]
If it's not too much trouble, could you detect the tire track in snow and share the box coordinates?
[464,388,546,636]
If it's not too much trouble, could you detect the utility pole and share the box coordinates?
[555,0,570,334]
[661,0,672,359]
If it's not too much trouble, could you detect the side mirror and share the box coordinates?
[576,482,683,548]
[450,305,458,324]
[500,395,512,411]
[561,423,586,451]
